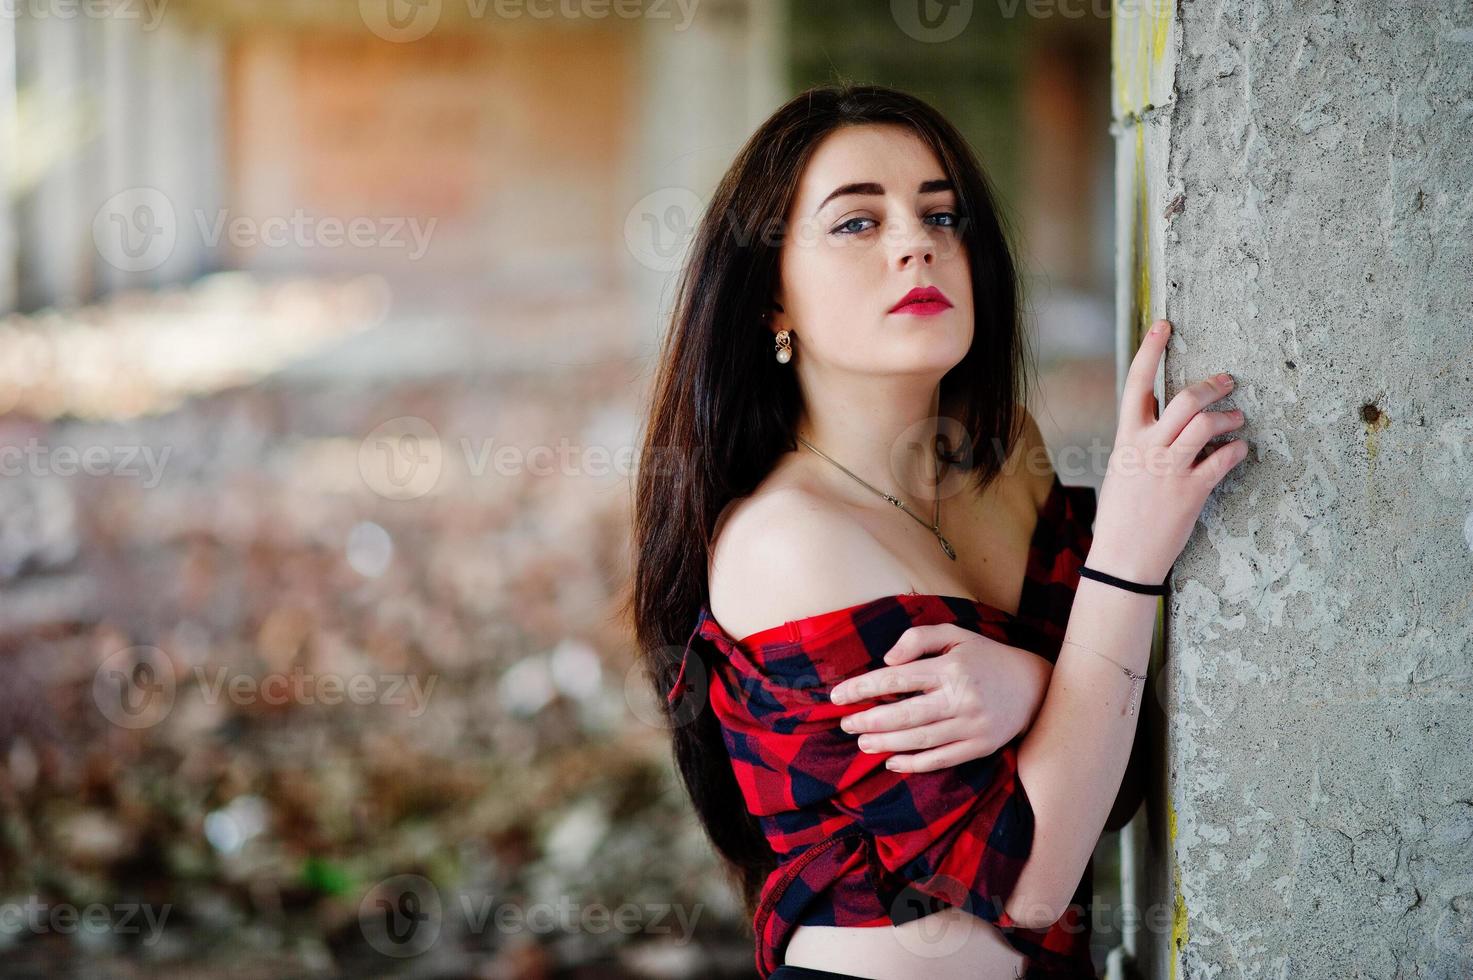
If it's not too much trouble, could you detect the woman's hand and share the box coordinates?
[827,624,1051,773]
[1087,318,1249,584]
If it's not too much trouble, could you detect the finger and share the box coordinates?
[841,691,950,734]
[885,737,994,773]
[1122,319,1170,433]
[830,663,944,706]
[1191,434,1250,487]
[881,622,973,666]
[857,717,967,754]
[1157,373,1235,446]
[1174,406,1244,460]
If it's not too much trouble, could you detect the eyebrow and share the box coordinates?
[814,178,954,216]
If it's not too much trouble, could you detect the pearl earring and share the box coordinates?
[774,329,792,364]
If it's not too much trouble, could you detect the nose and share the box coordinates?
[892,214,935,269]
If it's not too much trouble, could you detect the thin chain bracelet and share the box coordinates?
[1061,638,1148,717]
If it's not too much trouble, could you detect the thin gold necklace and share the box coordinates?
[795,434,957,561]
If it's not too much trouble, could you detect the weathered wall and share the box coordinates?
[1115,1,1473,977]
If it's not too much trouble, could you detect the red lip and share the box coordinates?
[888,285,952,314]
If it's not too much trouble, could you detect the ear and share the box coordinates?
[765,299,786,335]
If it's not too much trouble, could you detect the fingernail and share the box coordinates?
[1217,372,1234,387]
[1151,321,1166,335]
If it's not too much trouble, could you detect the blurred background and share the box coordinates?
[0,0,1119,976]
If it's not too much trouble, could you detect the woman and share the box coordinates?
[628,83,1247,979]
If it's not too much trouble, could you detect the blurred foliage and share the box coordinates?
[0,278,752,977]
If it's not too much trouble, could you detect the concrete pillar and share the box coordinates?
[0,9,16,313]
[1114,1,1473,977]
[93,10,150,297]
[92,12,224,297]
[143,19,224,287]
[625,0,788,352]
[14,10,90,311]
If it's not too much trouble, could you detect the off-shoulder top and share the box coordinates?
[667,473,1102,979]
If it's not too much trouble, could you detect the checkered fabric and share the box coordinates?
[667,474,1103,978]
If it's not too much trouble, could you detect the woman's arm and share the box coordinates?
[1003,319,1247,928]
[1102,701,1148,833]
[1003,577,1158,926]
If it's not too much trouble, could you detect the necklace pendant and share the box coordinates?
[937,532,956,561]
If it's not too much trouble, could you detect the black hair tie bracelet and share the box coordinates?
[1077,564,1171,596]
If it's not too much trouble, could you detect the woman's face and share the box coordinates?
[774,123,974,376]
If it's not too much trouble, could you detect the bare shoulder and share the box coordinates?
[707,482,907,642]
[1010,403,1058,513]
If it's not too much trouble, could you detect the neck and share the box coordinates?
[793,374,947,517]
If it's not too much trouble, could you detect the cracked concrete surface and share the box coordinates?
[1114,1,1473,977]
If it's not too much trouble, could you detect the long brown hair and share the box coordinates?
[624,82,1032,919]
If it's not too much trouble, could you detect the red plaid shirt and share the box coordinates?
[668,474,1102,978]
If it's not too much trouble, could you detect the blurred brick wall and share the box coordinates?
[226,27,636,295]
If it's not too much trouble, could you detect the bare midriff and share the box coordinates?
[783,905,1029,980]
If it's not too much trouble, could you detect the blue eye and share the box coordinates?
[831,211,964,236]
